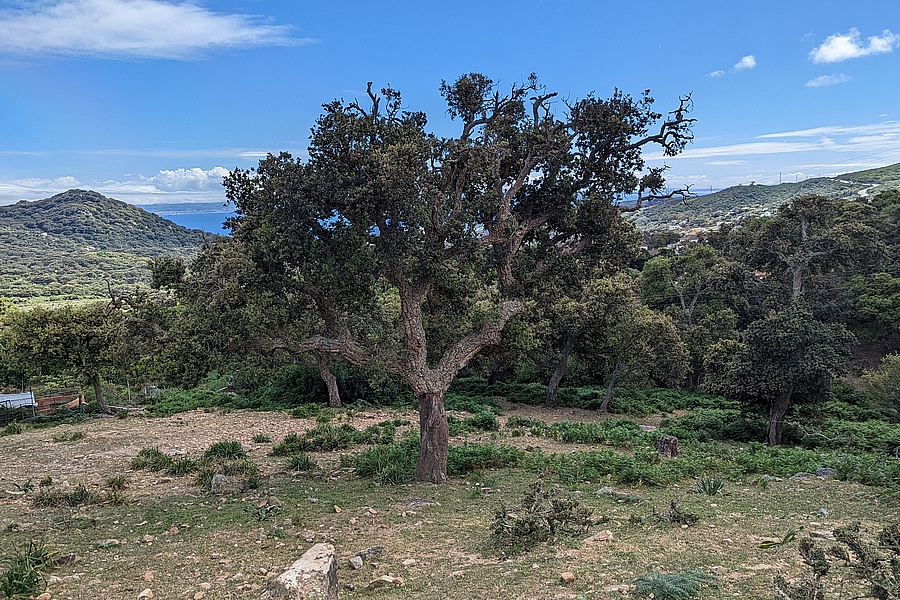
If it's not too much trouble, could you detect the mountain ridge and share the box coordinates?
[629,162,900,232]
[0,189,205,301]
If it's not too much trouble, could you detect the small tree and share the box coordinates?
[703,305,853,445]
[221,74,694,482]
[1,303,119,412]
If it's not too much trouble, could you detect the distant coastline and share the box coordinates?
[138,202,235,234]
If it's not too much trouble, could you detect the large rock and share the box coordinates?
[261,543,338,600]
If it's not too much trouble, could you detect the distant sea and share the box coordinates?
[160,211,235,234]
[139,203,236,234]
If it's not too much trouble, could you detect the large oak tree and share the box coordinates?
[221,74,694,482]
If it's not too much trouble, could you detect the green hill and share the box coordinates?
[0,189,204,302]
[629,162,900,233]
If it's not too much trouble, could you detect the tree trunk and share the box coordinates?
[316,354,341,408]
[90,372,110,414]
[790,266,803,300]
[767,387,793,446]
[600,375,617,414]
[415,391,449,483]
[599,364,624,414]
[546,333,575,407]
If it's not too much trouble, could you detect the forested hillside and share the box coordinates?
[0,189,204,301]
[630,162,900,232]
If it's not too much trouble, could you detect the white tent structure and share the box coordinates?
[0,392,37,417]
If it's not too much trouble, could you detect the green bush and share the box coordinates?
[0,422,23,437]
[660,409,765,442]
[545,419,644,445]
[447,443,522,476]
[148,388,234,417]
[271,433,305,457]
[464,412,500,431]
[203,441,247,461]
[287,453,316,472]
[632,569,716,599]
[0,540,57,599]
[490,482,593,555]
[444,392,500,415]
[131,447,173,472]
[352,437,418,484]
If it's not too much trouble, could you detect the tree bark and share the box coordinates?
[415,391,449,484]
[600,374,617,414]
[546,333,575,407]
[316,354,341,408]
[767,387,793,446]
[790,265,803,300]
[89,372,110,414]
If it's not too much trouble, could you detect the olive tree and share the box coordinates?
[223,74,694,482]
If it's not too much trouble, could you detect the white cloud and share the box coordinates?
[140,166,229,192]
[809,28,900,63]
[758,122,900,139]
[706,55,756,79]
[0,0,309,59]
[805,73,852,88]
[733,55,756,71]
[646,121,900,162]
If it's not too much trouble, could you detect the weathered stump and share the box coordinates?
[656,434,680,458]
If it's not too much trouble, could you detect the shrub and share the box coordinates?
[0,422,23,437]
[352,437,418,484]
[51,431,85,443]
[287,453,316,472]
[447,443,522,476]
[147,388,234,417]
[545,419,644,445]
[695,476,724,496]
[165,457,200,476]
[271,433,304,457]
[130,447,173,472]
[0,540,57,599]
[774,524,900,599]
[104,475,129,492]
[632,569,716,599]
[203,441,247,461]
[464,411,500,431]
[490,482,593,555]
[252,433,272,444]
[444,392,500,415]
[660,408,765,442]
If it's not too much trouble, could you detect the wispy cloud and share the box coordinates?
[733,55,756,71]
[757,122,900,139]
[707,54,756,78]
[646,121,900,161]
[809,28,900,64]
[805,73,852,88]
[0,0,309,59]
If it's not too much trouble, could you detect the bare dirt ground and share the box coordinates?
[0,406,896,600]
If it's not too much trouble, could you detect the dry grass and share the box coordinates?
[0,407,896,599]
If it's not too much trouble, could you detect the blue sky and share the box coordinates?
[0,0,898,206]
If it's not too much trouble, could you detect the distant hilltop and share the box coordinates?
[0,189,205,302]
[628,162,900,233]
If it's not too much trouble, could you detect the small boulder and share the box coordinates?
[367,575,403,589]
[261,543,338,600]
[560,572,576,584]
